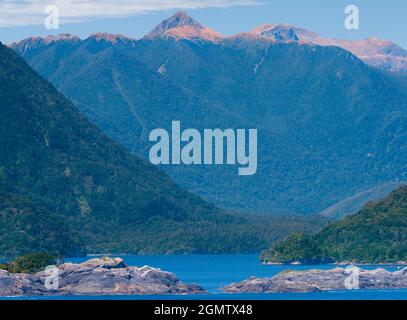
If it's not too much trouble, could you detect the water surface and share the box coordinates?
[3,254,407,300]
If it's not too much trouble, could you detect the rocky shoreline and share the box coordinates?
[0,257,205,296]
[222,267,407,293]
[263,261,407,266]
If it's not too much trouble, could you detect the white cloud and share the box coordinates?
[0,0,261,27]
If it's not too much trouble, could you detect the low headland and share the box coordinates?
[260,186,407,266]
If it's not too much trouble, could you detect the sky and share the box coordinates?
[0,0,406,49]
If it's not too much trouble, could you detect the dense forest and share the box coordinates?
[261,186,407,264]
[12,15,407,216]
[0,42,327,257]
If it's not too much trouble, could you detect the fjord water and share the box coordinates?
[19,254,407,300]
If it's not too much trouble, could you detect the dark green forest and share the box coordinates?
[0,42,327,257]
[4,12,407,259]
[12,27,407,215]
[0,253,59,274]
[261,186,407,264]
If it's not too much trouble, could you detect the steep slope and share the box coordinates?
[145,11,222,41]
[0,192,85,258]
[123,32,407,214]
[0,41,218,223]
[261,186,407,264]
[0,41,325,255]
[10,13,407,215]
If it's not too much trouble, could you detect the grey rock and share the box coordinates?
[0,257,205,296]
[222,267,407,293]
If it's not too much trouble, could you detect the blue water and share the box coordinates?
[3,254,407,300]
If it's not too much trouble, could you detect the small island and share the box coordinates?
[0,256,204,296]
[222,267,407,293]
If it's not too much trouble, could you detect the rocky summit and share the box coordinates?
[0,257,205,296]
[222,267,407,293]
[145,11,222,41]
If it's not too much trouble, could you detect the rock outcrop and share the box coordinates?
[222,267,407,293]
[249,24,407,73]
[0,257,205,296]
[144,11,223,41]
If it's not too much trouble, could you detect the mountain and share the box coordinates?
[12,14,407,73]
[261,186,407,264]
[250,24,407,73]
[250,24,303,42]
[0,40,218,222]
[9,12,407,216]
[145,11,222,41]
[0,41,326,256]
[13,34,81,53]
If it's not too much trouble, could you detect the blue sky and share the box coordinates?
[0,0,406,49]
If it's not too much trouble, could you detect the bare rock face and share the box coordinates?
[249,24,407,73]
[222,267,407,293]
[145,11,223,41]
[0,258,205,296]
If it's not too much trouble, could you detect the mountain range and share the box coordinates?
[249,23,407,73]
[1,40,329,257]
[12,12,407,73]
[10,11,407,217]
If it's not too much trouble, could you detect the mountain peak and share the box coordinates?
[149,11,202,36]
[44,33,81,43]
[145,11,222,41]
[88,32,135,44]
[250,24,317,42]
[170,11,201,27]
[10,34,81,51]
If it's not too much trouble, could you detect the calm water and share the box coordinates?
[3,254,407,300]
